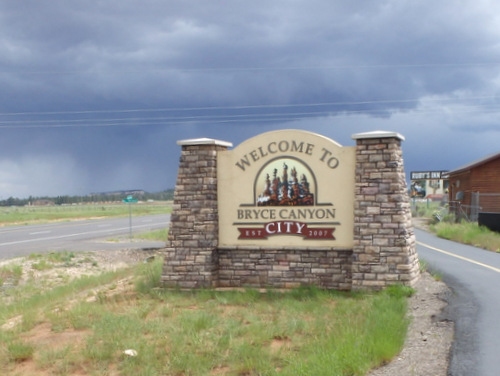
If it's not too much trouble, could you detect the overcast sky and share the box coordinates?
[1,1,500,199]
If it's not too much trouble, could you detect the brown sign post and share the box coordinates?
[162,130,419,290]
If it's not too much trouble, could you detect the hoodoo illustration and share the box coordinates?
[257,161,314,206]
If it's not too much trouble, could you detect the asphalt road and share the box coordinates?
[416,228,500,376]
[0,214,170,260]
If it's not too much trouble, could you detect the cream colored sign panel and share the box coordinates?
[218,130,355,248]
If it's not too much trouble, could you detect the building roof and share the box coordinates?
[446,150,500,176]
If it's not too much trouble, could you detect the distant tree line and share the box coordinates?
[0,189,174,207]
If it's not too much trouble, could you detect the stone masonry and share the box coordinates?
[162,131,419,291]
[351,131,420,289]
[217,247,352,290]
[162,138,232,288]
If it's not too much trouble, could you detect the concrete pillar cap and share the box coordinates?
[177,138,233,147]
[351,131,405,141]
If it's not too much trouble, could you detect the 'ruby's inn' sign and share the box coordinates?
[162,129,420,291]
[217,130,355,248]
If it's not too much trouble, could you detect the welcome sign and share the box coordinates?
[218,130,356,248]
[164,129,419,290]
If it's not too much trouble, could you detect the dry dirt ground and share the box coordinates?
[1,239,453,376]
[0,248,159,330]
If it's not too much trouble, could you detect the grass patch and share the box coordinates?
[47,251,76,264]
[7,341,35,362]
[133,228,168,242]
[432,221,500,252]
[27,251,85,271]
[0,257,413,375]
[31,259,52,271]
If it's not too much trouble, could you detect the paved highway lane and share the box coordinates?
[0,214,170,259]
[416,228,500,376]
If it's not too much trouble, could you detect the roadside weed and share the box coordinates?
[7,341,35,362]
[0,264,22,287]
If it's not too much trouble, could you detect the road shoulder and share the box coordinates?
[369,272,453,375]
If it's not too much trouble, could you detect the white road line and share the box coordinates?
[417,241,500,273]
[29,230,51,235]
[0,222,170,247]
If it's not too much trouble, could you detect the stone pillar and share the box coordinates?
[162,138,232,288]
[351,131,420,290]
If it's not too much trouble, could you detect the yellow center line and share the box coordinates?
[417,241,500,273]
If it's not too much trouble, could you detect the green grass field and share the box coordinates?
[0,202,172,226]
[0,255,413,376]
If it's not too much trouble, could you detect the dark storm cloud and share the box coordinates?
[1,1,500,198]
[2,1,495,109]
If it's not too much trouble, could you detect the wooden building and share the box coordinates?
[446,151,500,220]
